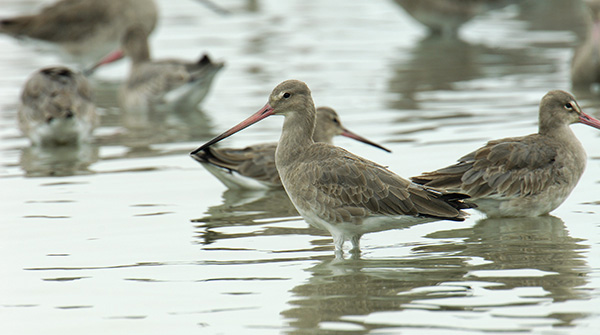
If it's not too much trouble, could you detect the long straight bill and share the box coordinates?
[341,128,392,153]
[191,103,274,155]
[83,50,125,76]
[579,112,600,129]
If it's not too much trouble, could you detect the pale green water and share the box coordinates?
[1,0,599,334]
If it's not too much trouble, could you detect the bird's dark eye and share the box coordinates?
[332,118,340,125]
[564,102,573,110]
[283,92,291,99]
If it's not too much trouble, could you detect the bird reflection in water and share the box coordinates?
[19,143,99,177]
[421,215,589,303]
[192,189,330,250]
[281,215,589,332]
[117,106,214,154]
[192,188,451,257]
[89,77,215,160]
[282,251,469,332]
[93,102,215,161]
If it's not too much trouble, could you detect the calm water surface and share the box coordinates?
[1,0,599,334]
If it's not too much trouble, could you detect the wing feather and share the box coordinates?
[283,145,469,224]
[412,134,560,199]
[192,143,282,186]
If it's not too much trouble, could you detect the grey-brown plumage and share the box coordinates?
[392,0,509,37]
[18,66,98,146]
[113,26,224,112]
[572,0,600,88]
[411,90,600,217]
[191,80,474,252]
[0,0,157,65]
[192,107,391,189]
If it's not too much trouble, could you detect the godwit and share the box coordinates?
[192,106,391,190]
[191,80,473,252]
[411,90,600,217]
[393,0,509,38]
[572,0,600,88]
[18,66,98,146]
[90,26,224,112]
[0,0,157,66]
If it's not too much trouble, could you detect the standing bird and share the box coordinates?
[18,66,99,146]
[392,0,512,38]
[0,0,158,66]
[411,90,600,217]
[192,106,391,190]
[89,26,224,112]
[572,0,600,88]
[191,80,473,252]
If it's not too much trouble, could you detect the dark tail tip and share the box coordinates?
[440,192,477,210]
[0,17,29,35]
[190,147,212,162]
[0,18,17,27]
[409,176,427,185]
[198,54,212,65]
[41,67,74,78]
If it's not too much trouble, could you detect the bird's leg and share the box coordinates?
[333,234,345,252]
[349,234,361,255]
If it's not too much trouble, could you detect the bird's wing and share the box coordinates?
[285,145,469,224]
[126,61,190,97]
[1,0,111,42]
[193,143,282,186]
[412,135,560,199]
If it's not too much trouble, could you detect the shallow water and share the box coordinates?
[1,0,599,334]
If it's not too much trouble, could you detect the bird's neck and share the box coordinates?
[312,124,334,144]
[275,107,316,171]
[540,123,586,161]
[539,121,575,141]
[129,42,151,66]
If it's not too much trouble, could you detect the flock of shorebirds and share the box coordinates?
[3,0,600,254]
[7,0,224,146]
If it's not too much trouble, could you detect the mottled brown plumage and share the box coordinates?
[412,90,600,217]
[18,66,98,146]
[192,80,473,252]
[0,0,157,65]
[192,107,391,189]
[95,26,224,112]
